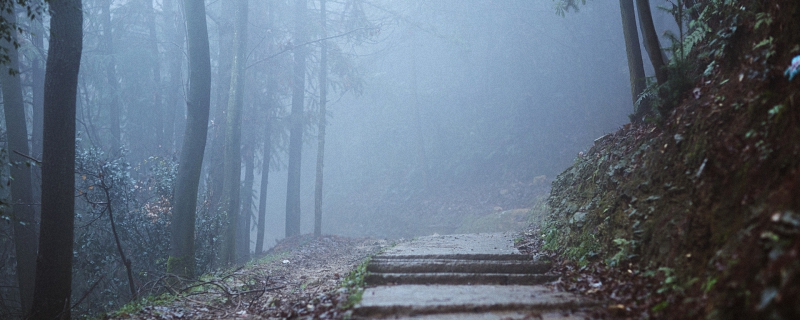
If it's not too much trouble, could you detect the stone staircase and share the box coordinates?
[354,233,594,319]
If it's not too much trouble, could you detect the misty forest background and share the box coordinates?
[0,0,678,317]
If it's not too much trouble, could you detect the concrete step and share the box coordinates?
[367,258,552,274]
[365,272,559,286]
[354,285,595,318]
[378,233,522,259]
[373,253,533,261]
[383,311,590,320]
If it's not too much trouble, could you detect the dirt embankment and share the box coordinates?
[538,1,800,318]
[108,235,388,319]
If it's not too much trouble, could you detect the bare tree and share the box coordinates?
[30,0,83,318]
[0,7,37,314]
[285,0,307,238]
[168,0,212,279]
[314,0,328,237]
[222,0,249,265]
[619,0,646,113]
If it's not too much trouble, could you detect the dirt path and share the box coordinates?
[110,235,389,319]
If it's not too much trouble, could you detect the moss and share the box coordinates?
[166,255,194,279]
[104,293,178,318]
[339,256,371,309]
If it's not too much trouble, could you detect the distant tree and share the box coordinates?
[29,0,83,318]
[555,0,662,117]
[255,0,277,254]
[205,2,235,221]
[255,114,273,253]
[238,142,255,261]
[0,7,37,314]
[162,0,185,153]
[100,0,121,150]
[168,0,211,279]
[618,0,647,114]
[285,0,307,238]
[635,0,667,85]
[313,0,328,237]
[221,0,248,265]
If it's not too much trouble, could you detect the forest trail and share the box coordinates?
[355,233,594,319]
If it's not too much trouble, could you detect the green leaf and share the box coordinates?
[652,300,669,312]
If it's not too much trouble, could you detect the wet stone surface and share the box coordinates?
[356,232,595,319]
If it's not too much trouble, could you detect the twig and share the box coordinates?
[246,27,377,70]
[71,274,106,310]
[100,176,138,300]
[12,150,41,164]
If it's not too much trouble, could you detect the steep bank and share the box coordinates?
[540,0,800,318]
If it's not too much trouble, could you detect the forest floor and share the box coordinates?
[107,235,392,319]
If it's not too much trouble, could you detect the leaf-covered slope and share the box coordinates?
[542,0,800,317]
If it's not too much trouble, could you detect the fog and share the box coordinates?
[3,0,682,265]
[85,0,647,246]
[289,1,635,241]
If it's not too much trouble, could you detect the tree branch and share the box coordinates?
[246,27,377,70]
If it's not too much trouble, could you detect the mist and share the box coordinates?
[0,0,676,315]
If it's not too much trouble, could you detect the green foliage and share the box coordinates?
[339,256,371,309]
[607,238,637,267]
[71,147,227,316]
[106,292,178,318]
[564,232,601,267]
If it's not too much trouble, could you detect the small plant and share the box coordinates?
[607,238,637,267]
[339,256,371,309]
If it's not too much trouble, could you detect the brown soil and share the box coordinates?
[109,235,391,319]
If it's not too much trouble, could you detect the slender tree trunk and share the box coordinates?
[285,0,307,238]
[0,8,37,314]
[255,0,275,254]
[102,0,121,151]
[314,0,328,238]
[31,16,45,158]
[206,3,235,215]
[222,0,248,265]
[168,0,211,279]
[30,0,83,318]
[619,0,647,113]
[146,0,165,152]
[635,0,667,85]
[163,0,184,153]
[30,11,45,225]
[238,144,255,262]
[255,116,272,254]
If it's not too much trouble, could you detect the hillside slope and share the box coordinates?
[540,1,800,318]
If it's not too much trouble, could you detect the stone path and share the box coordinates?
[354,233,594,319]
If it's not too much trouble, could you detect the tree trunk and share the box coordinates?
[285,0,307,238]
[146,0,165,152]
[255,0,275,254]
[31,15,45,158]
[314,0,328,238]
[167,0,211,279]
[30,0,83,318]
[255,116,272,254]
[206,2,235,215]
[238,144,255,262]
[102,0,122,151]
[635,0,667,85]
[0,8,37,314]
[163,0,184,153]
[619,0,647,113]
[222,0,248,266]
